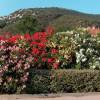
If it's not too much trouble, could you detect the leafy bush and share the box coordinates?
[26,70,51,94]
[50,70,100,93]
[48,28,100,69]
[26,69,100,93]
[74,29,100,69]
[15,15,40,34]
[47,31,77,69]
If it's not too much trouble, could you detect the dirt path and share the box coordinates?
[0,93,100,100]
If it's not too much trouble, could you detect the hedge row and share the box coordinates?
[26,69,100,94]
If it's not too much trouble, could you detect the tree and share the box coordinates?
[0,20,6,29]
[16,15,39,34]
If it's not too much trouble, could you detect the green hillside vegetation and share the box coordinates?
[0,7,100,34]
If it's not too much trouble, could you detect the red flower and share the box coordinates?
[24,33,31,40]
[41,50,47,55]
[31,41,38,46]
[32,32,47,41]
[8,34,21,43]
[42,58,47,62]
[0,36,5,40]
[32,32,40,40]
[51,49,58,54]
[48,58,55,63]
[32,48,39,55]
[38,43,46,48]
[34,58,38,62]
[45,26,55,35]
[40,32,47,39]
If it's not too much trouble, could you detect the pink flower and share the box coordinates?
[3,65,8,71]
[7,77,13,82]
[24,63,30,70]
[0,46,5,49]
[16,63,22,69]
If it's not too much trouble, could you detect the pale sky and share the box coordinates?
[0,0,100,16]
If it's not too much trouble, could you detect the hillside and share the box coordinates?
[0,7,100,34]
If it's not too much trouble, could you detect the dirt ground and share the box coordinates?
[0,93,100,100]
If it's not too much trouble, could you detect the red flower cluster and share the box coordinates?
[0,28,59,93]
[0,36,5,40]
[0,31,59,69]
[32,48,40,55]
[8,34,21,43]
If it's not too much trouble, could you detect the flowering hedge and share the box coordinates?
[0,27,100,93]
[49,28,100,69]
[0,31,59,93]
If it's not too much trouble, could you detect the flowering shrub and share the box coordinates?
[0,31,58,93]
[75,31,100,69]
[47,31,77,69]
[47,28,100,69]
[0,27,100,93]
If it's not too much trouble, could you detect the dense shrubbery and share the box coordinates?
[48,28,100,69]
[0,31,59,93]
[26,69,100,93]
[0,27,100,93]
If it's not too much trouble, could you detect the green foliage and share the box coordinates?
[0,20,6,28]
[1,7,100,33]
[47,32,77,69]
[26,70,51,94]
[15,15,39,34]
[74,29,100,69]
[47,29,100,69]
[26,69,100,93]
[1,69,100,94]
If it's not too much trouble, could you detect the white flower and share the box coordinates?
[82,58,87,62]
[91,65,96,69]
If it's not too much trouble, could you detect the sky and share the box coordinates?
[0,0,100,16]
